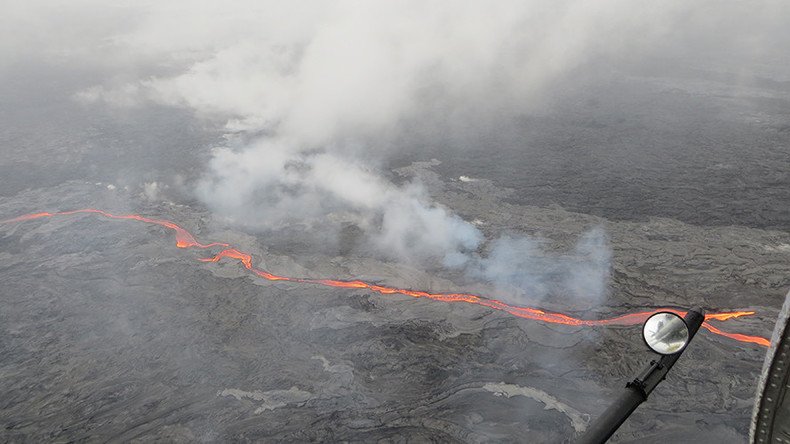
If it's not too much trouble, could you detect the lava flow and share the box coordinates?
[2,209,228,249]
[1,209,771,348]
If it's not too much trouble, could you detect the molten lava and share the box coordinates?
[3,209,228,249]
[1,209,771,348]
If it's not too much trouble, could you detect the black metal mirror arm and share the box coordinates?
[576,308,706,444]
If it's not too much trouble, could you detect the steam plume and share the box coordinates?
[17,0,786,301]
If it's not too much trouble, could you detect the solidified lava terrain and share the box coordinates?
[2,58,790,444]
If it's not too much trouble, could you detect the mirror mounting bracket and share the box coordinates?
[577,307,706,444]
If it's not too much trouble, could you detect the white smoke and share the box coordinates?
[473,228,611,305]
[196,139,483,265]
[9,0,788,300]
[95,0,640,267]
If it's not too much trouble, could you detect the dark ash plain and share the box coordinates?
[2,59,790,443]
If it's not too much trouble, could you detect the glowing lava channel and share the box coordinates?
[1,209,770,348]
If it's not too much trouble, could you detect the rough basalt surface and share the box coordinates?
[1,66,789,442]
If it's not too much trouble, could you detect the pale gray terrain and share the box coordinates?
[1,61,789,443]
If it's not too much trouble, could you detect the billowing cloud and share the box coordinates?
[472,228,611,304]
[7,0,788,301]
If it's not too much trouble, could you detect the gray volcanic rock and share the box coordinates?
[0,173,785,442]
[1,63,789,443]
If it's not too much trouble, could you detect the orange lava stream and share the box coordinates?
[701,322,771,347]
[2,209,228,249]
[1,209,770,348]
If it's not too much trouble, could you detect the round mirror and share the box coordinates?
[642,312,689,355]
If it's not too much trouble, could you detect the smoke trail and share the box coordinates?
[472,228,611,306]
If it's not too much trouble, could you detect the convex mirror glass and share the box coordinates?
[643,312,689,355]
